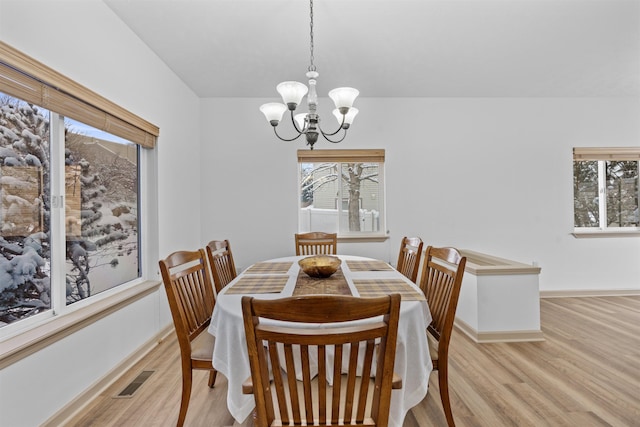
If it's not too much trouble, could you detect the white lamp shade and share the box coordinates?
[259,102,287,123]
[276,81,308,106]
[294,113,308,130]
[333,107,359,125]
[328,87,359,109]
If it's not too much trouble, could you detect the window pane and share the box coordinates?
[573,160,599,227]
[605,160,639,228]
[0,94,51,327]
[299,160,382,234]
[299,162,339,233]
[65,120,140,304]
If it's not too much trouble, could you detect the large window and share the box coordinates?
[298,149,386,237]
[0,99,141,326]
[573,147,640,234]
[0,42,158,333]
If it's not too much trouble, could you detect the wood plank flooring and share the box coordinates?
[64,296,640,426]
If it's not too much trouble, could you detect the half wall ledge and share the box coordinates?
[455,249,543,343]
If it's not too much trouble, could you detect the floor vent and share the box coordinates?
[115,370,155,398]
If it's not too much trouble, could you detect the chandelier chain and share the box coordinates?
[308,0,316,72]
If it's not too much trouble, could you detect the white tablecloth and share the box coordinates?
[207,255,433,427]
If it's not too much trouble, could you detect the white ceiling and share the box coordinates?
[104,0,640,98]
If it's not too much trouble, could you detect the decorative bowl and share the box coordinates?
[298,255,342,278]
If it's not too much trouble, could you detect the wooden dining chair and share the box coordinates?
[295,231,338,256]
[396,236,424,283]
[159,249,218,427]
[419,246,467,427]
[241,294,402,427]
[205,239,237,294]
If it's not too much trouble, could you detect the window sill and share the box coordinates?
[337,234,390,243]
[572,229,640,238]
[0,280,161,369]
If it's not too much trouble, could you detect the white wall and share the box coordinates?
[201,97,640,292]
[1,0,639,425]
[0,1,202,425]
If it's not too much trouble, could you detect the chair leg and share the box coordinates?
[438,359,455,427]
[208,368,218,388]
[177,368,193,427]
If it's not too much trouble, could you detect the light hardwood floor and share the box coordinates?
[65,296,640,426]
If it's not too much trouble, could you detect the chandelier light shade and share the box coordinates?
[259,0,359,150]
[328,87,360,111]
[259,103,288,125]
[333,107,358,128]
[294,113,307,130]
[276,81,309,108]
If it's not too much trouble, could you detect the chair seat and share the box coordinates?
[191,330,215,361]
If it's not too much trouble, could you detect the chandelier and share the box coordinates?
[259,0,359,150]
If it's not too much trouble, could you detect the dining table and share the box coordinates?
[207,254,433,427]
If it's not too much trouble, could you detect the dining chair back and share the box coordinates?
[295,231,338,256]
[396,236,424,283]
[205,239,237,294]
[159,249,218,427]
[242,294,402,427]
[419,246,466,427]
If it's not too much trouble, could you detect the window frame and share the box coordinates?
[0,43,160,365]
[297,149,388,241]
[572,147,640,238]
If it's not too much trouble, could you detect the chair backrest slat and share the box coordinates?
[318,344,327,424]
[332,344,343,424]
[300,344,314,424]
[344,341,358,423]
[243,294,401,427]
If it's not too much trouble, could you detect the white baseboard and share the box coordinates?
[540,289,640,298]
[455,318,545,344]
[42,324,175,427]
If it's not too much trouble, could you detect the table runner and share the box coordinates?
[224,275,289,294]
[346,259,394,272]
[293,269,352,296]
[243,262,293,274]
[353,279,425,301]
